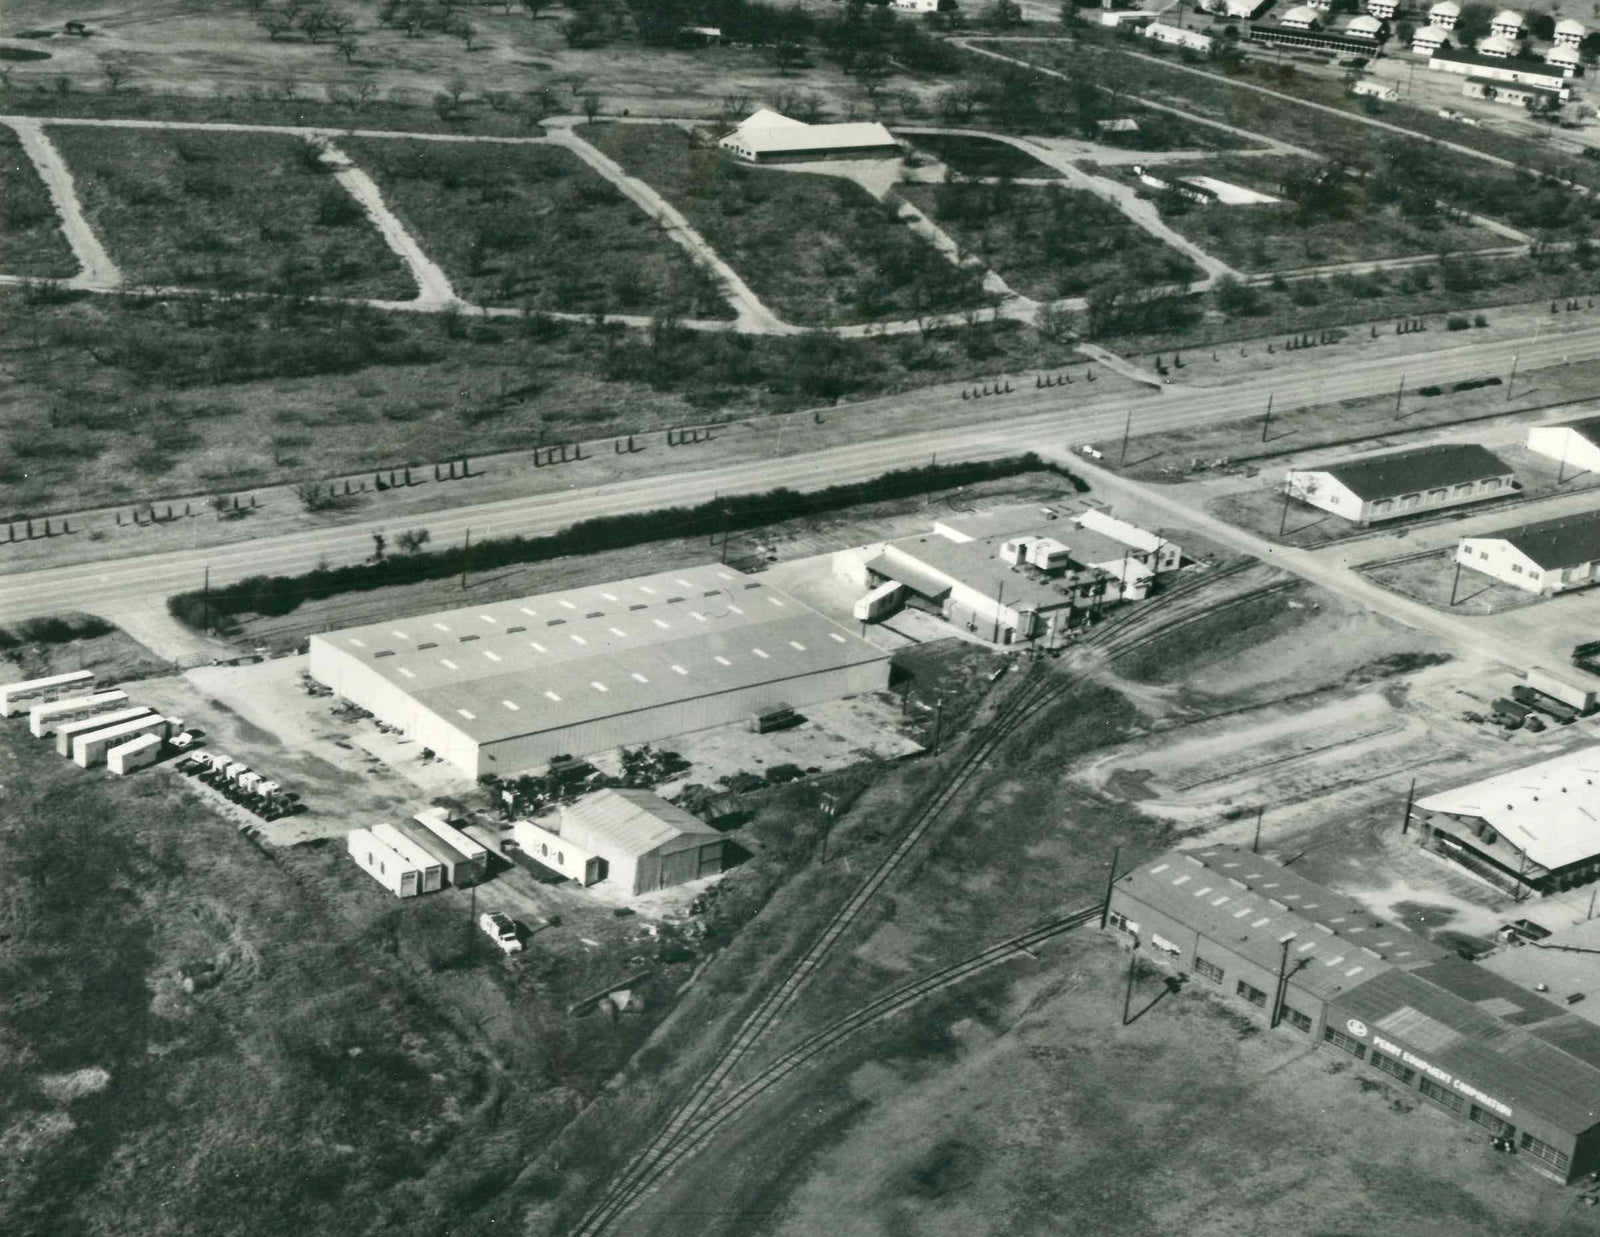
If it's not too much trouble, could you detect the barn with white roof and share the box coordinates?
[718,110,900,162]
[309,564,891,779]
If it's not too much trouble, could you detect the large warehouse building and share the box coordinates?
[1111,847,1600,1181]
[309,564,892,779]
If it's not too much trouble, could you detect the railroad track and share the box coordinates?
[567,560,1278,1237]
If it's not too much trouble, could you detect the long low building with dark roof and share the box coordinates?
[1110,846,1600,1181]
[309,564,891,778]
[1285,443,1515,525]
[1456,508,1600,594]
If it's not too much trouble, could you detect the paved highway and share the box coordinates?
[3,321,1599,629]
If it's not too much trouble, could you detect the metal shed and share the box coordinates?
[556,788,726,896]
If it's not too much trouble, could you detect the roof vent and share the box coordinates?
[586,611,605,619]
[1569,993,1587,1005]
[1536,982,1550,992]
[507,626,526,634]
[417,642,438,651]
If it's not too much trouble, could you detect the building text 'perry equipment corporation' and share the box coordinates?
[1371,1034,1513,1118]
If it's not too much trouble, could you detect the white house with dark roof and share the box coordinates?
[1527,416,1600,476]
[1456,509,1600,595]
[1546,43,1583,73]
[1429,0,1460,27]
[1364,0,1397,20]
[1347,13,1384,37]
[1285,443,1515,525]
[1145,20,1215,51]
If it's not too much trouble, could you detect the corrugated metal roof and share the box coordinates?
[559,788,720,859]
[1333,960,1600,1133]
[1414,744,1600,870]
[1302,443,1512,502]
[310,565,888,745]
[1115,847,1448,1001]
[728,117,898,155]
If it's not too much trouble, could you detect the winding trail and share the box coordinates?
[4,117,122,288]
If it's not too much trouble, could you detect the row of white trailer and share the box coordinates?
[347,807,489,898]
[1,670,178,774]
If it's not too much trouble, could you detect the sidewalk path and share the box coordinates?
[4,117,122,289]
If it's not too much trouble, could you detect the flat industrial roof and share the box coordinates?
[1116,847,1449,1002]
[883,533,1097,609]
[311,565,889,745]
[1479,919,1600,1027]
[1415,745,1600,870]
[1335,958,1600,1134]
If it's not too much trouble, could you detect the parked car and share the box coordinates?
[479,911,523,954]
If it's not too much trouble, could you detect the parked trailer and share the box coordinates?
[852,580,906,623]
[1528,666,1598,715]
[371,823,445,893]
[1511,684,1579,724]
[388,818,469,885]
[1,670,95,717]
[108,733,163,775]
[74,715,175,768]
[55,706,154,757]
[411,808,489,887]
[28,690,130,738]
[347,827,422,898]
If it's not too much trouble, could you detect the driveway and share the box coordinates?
[3,117,122,288]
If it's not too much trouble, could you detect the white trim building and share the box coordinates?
[1285,443,1515,526]
[1555,17,1586,47]
[1280,4,1323,29]
[1456,509,1600,595]
[718,110,900,162]
[1429,0,1461,28]
[1413,24,1453,53]
[1490,8,1523,39]
[309,565,891,780]
[1432,45,1575,94]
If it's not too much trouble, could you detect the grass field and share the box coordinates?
[0,285,1087,516]
[47,124,416,298]
[339,137,733,317]
[898,179,1201,301]
[0,124,78,278]
[579,123,986,326]
[905,133,1063,179]
[1360,547,1548,616]
[1140,155,1506,273]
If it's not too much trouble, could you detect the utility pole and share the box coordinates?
[1588,886,1597,921]
[1401,777,1416,835]
[1101,844,1121,929]
[461,527,471,590]
[931,695,945,755]
[1252,805,1263,854]
[1559,429,1570,484]
[720,508,732,565]
[819,792,838,864]
[1120,408,1132,465]
[1507,353,1519,401]
[1270,937,1291,1029]
[1278,482,1293,537]
[1449,557,1464,606]
[465,884,477,962]
[1121,944,1139,1026]
[202,565,211,633]
[993,579,1004,644]
[1394,372,1406,417]
[1261,393,1274,443]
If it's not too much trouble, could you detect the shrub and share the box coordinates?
[1474,313,1488,328]
[1446,314,1470,331]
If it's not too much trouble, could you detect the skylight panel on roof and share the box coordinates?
[610,627,627,638]
[459,634,480,643]
[715,656,732,666]
[479,614,497,625]
[1298,941,1317,952]
[601,592,618,602]
[632,672,649,683]
[545,691,561,702]
[519,607,537,617]
[1211,895,1230,906]
[434,623,450,632]
[790,641,806,651]
[1150,864,1170,873]
[729,604,743,615]
[640,585,656,595]
[391,630,409,640]
[457,709,476,720]
[441,659,459,670]
[752,648,770,659]
[675,578,694,588]
[560,600,576,610]
[692,612,707,622]
[1233,907,1252,919]
[502,700,519,711]
[1172,874,1191,886]
[1193,887,1212,898]
[717,571,733,580]
[571,635,588,646]
[592,681,608,693]
[531,641,547,653]
[829,633,847,643]
[768,596,785,607]
[1345,966,1364,977]
[653,619,670,630]
[1252,916,1271,927]
[671,665,687,676]
[483,651,501,662]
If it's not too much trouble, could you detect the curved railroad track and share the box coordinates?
[568,559,1281,1237]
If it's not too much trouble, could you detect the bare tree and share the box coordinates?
[560,70,587,96]
[453,17,478,49]
[102,62,128,93]
[521,0,550,17]
[353,79,378,109]
[335,35,359,63]
[581,92,602,123]
[258,8,296,40]
[396,528,431,553]
[445,72,469,108]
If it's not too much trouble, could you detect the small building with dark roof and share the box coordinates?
[1110,846,1600,1182]
[1248,20,1380,51]
[1285,443,1516,525]
[1528,415,1600,476]
[1457,508,1600,594]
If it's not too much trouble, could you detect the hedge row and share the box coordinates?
[168,453,1082,631]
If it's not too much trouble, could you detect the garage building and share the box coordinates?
[1110,847,1600,1181]
[309,565,891,780]
[1413,746,1600,894]
[1455,509,1600,596]
[1285,443,1515,525]
[515,787,726,895]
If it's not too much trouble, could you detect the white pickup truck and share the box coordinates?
[479,911,523,955]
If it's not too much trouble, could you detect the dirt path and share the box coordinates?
[318,138,456,307]
[3,116,122,289]
[545,118,793,334]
